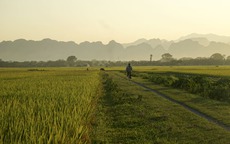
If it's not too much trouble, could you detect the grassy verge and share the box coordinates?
[128,72,230,127]
[92,71,230,143]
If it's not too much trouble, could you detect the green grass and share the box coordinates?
[92,71,230,143]
[0,68,102,143]
[122,66,230,126]
[131,74,230,126]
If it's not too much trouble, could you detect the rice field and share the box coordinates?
[0,68,101,143]
[1,66,230,143]
[133,66,230,77]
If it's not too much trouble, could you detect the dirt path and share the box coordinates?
[128,79,230,132]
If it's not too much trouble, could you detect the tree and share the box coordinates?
[226,56,230,65]
[66,56,77,66]
[210,53,225,65]
[161,53,173,62]
[227,56,230,60]
[210,53,224,61]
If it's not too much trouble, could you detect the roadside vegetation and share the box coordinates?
[126,66,230,126]
[92,71,230,143]
[136,72,230,101]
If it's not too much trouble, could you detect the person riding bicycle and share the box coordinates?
[126,63,132,79]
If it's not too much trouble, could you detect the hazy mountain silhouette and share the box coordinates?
[77,41,105,60]
[179,33,230,43]
[146,39,173,50]
[169,39,206,58]
[123,38,147,48]
[0,39,77,61]
[123,38,172,50]
[168,39,230,58]
[1,33,230,61]
[207,42,230,56]
[76,40,124,60]
[105,40,124,60]
[125,43,153,60]
[189,38,210,46]
[152,45,167,60]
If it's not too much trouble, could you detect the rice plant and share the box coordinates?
[0,69,101,143]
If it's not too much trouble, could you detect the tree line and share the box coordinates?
[0,53,230,67]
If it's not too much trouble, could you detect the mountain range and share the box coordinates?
[0,33,230,61]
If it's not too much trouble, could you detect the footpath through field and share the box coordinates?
[92,71,230,143]
[128,75,230,132]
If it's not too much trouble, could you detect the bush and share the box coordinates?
[148,74,177,87]
[140,72,230,102]
[208,78,230,101]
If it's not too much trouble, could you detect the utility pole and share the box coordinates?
[150,54,153,62]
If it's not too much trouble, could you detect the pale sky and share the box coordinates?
[0,0,230,43]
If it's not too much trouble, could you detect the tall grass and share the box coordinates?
[0,69,101,143]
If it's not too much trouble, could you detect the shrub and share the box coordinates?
[208,78,230,101]
[140,72,230,102]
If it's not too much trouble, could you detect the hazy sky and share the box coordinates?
[0,0,230,43]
